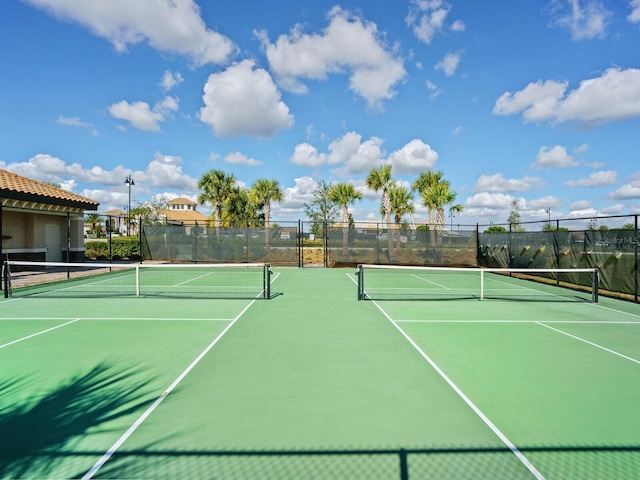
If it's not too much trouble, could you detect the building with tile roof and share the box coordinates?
[0,168,99,262]
[162,197,209,226]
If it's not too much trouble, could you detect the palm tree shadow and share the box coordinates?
[0,363,155,479]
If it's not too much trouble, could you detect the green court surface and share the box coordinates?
[1,268,639,479]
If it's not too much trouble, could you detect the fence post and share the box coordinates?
[398,449,408,480]
[633,215,640,303]
[298,219,302,268]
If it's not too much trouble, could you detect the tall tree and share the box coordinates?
[412,170,445,230]
[304,180,339,238]
[85,212,103,238]
[225,186,262,227]
[251,178,284,247]
[329,182,362,256]
[508,199,525,232]
[388,184,415,251]
[197,170,236,238]
[366,165,394,256]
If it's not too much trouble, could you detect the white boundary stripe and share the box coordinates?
[0,319,80,350]
[0,317,235,322]
[82,271,281,479]
[81,300,256,479]
[536,322,640,365]
[396,319,640,324]
[371,300,546,479]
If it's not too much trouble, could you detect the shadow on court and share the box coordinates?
[0,363,155,479]
[10,444,639,479]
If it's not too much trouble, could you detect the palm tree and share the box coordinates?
[197,170,236,238]
[251,178,284,248]
[366,165,394,257]
[412,170,445,230]
[226,186,263,228]
[419,181,464,257]
[85,212,103,238]
[388,184,415,251]
[329,182,362,256]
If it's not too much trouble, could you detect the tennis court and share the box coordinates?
[1,266,639,479]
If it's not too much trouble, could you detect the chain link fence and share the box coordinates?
[2,208,638,302]
[477,214,639,302]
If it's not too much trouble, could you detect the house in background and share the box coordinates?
[104,208,126,235]
[161,197,209,232]
[0,169,99,262]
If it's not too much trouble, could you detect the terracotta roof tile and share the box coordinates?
[0,168,99,208]
[162,208,209,223]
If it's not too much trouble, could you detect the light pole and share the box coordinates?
[125,175,135,236]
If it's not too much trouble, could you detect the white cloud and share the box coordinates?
[328,132,385,174]
[142,152,197,190]
[281,176,318,210]
[388,139,438,174]
[546,0,611,40]
[493,68,640,126]
[109,100,166,131]
[159,70,184,93]
[607,183,640,200]
[465,192,516,209]
[199,60,294,138]
[23,0,235,66]
[56,115,97,136]
[406,0,453,44]
[224,152,262,166]
[532,145,578,169]
[475,173,545,193]
[259,7,406,108]
[435,51,461,77]
[425,79,443,98]
[450,19,466,32]
[564,170,617,187]
[290,143,327,168]
[493,79,568,123]
[629,0,640,23]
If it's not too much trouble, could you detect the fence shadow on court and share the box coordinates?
[0,363,155,479]
[40,444,638,479]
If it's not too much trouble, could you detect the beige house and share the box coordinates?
[162,197,209,228]
[0,169,99,262]
[104,208,126,235]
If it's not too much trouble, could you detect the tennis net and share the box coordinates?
[2,261,272,299]
[356,264,599,302]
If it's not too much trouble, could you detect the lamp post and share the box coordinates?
[125,175,135,236]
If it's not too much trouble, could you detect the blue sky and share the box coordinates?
[2,0,640,228]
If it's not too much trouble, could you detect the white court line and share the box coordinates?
[83,271,280,479]
[410,273,450,290]
[372,300,546,479]
[0,317,233,321]
[0,319,80,350]
[82,300,256,479]
[395,319,640,324]
[345,273,545,479]
[536,322,640,365]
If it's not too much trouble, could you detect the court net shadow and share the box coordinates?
[0,363,154,479]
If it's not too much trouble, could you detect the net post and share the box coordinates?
[592,268,599,303]
[265,264,271,300]
[357,264,363,300]
[135,264,140,296]
[480,269,484,300]
[2,261,8,298]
